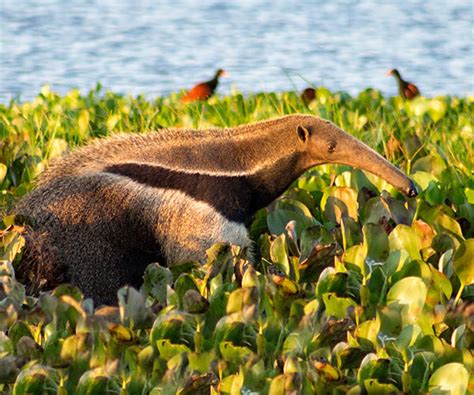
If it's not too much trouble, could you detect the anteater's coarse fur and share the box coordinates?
[15,115,417,305]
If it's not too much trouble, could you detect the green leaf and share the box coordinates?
[183,289,209,314]
[0,228,26,262]
[0,163,7,184]
[316,268,348,297]
[267,205,314,237]
[321,187,358,223]
[412,171,438,191]
[428,99,447,122]
[13,365,59,395]
[117,286,149,328]
[363,223,389,260]
[364,379,401,394]
[357,354,390,388]
[47,138,68,160]
[428,362,469,395]
[150,310,194,347]
[106,113,120,131]
[355,319,380,349]
[142,263,173,304]
[341,216,362,250]
[388,224,422,261]
[453,239,474,286]
[219,341,253,363]
[77,109,90,138]
[322,293,357,320]
[270,234,290,275]
[156,339,192,360]
[395,324,422,349]
[76,368,120,395]
[387,277,427,324]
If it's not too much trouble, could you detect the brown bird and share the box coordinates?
[300,87,317,105]
[181,69,228,103]
[386,69,420,100]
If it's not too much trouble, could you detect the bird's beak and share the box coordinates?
[385,70,393,77]
[221,71,229,77]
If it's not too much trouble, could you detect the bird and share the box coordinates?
[386,69,420,100]
[300,87,317,105]
[181,69,228,103]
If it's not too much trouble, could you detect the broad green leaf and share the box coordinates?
[412,153,447,177]
[174,273,199,307]
[219,341,253,363]
[316,268,348,297]
[355,319,380,349]
[453,239,474,285]
[321,187,359,223]
[341,216,362,250]
[428,99,448,122]
[117,286,149,328]
[13,365,59,395]
[0,229,26,262]
[395,324,422,349]
[357,354,390,388]
[388,224,422,260]
[142,263,173,304]
[76,368,121,395]
[267,208,313,237]
[276,198,313,218]
[47,138,68,160]
[364,379,400,394]
[106,113,120,131]
[411,171,438,191]
[383,249,410,277]
[428,362,469,395]
[363,223,389,260]
[77,109,90,138]
[387,277,427,324]
[150,310,194,347]
[270,234,290,275]
[0,163,7,184]
[322,293,357,320]
[188,351,216,373]
[156,339,192,360]
[183,289,209,314]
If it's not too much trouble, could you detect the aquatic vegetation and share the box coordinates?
[0,86,473,394]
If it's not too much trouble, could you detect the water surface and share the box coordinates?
[1,0,473,101]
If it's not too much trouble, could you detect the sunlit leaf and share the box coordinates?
[321,187,358,223]
[323,293,357,320]
[387,277,427,324]
[0,163,7,184]
[428,362,469,395]
[453,239,474,286]
[219,341,253,363]
[388,224,422,260]
[142,263,173,304]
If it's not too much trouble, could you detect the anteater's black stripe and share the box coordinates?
[105,163,263,223]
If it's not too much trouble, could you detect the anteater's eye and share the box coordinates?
[327,140,337,153]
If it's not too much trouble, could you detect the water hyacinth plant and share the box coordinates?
[0,86,473,394]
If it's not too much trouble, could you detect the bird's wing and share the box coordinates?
[181,83,212,102]
[406,83,420,96]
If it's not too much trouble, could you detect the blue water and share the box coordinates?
[1,0,473,102]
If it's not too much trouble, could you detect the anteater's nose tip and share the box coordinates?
[407,181,418,197]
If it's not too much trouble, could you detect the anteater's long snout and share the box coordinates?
[406,180,418,197]
[327,126,418,197]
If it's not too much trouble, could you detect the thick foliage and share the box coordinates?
[0,87,473,394]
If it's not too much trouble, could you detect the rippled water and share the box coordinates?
[1,0,473,101]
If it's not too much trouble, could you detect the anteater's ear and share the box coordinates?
[296,125,311,143]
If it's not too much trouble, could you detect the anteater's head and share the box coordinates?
[295,116,417,197]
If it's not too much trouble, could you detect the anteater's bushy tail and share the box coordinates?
[16,229,66,295]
